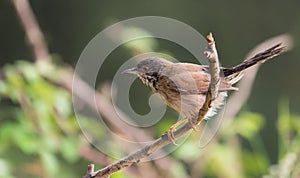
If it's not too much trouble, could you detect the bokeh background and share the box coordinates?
[0,1,299,178]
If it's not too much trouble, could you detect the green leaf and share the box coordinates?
[234,112,264,139]
[122,27,158,52]
[40,151,59,176]
[0,159,14,178]
[18,61,40,83]
[173,140,201,160]
[61,137,80,163]
[0,81,8,96]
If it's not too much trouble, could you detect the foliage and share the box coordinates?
[0,61,89,178]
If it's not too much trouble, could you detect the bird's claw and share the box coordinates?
[167,128,178,145]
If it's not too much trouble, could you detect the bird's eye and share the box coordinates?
[141,66,149,71]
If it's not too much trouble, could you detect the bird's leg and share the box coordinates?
[167,117,188,145]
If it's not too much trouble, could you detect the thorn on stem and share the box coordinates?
[206,32,214,43]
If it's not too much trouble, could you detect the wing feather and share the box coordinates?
[159,63,237,95]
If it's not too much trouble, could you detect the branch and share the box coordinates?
[59,70,155,142]
[196,32,220,124]
[83,32,221,178]
[12,0,50,62]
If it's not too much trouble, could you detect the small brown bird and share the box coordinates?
[123,44,285,142]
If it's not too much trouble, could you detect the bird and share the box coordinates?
[123,43,285,143]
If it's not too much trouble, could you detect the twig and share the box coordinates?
[59,70,155,142]
[83,164,96,178]
[12,0,50,62]
[83,32,221,178]
[196,33,220,124]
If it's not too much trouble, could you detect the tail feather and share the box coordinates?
[223,43,286,84]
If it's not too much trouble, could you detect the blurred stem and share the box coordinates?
[18,91,41,133]
[278,98,291,158]
[249,132,271,174]
[12,0,50,62]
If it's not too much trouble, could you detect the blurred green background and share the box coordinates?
[0,0,299,178]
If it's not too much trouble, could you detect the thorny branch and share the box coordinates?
[196,33,220,124]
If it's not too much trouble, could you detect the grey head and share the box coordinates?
[123,57,172,87]
[123,57,171,75]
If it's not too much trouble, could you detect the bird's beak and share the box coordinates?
[122,67,138,75]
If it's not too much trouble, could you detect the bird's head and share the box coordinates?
[123,57,171,87]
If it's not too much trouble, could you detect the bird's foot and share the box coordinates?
[167,117,188,145]
[167,128,178,145]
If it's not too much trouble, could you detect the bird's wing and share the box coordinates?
[161,63,237,95]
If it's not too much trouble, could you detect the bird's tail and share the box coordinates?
[223,43,286,84]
